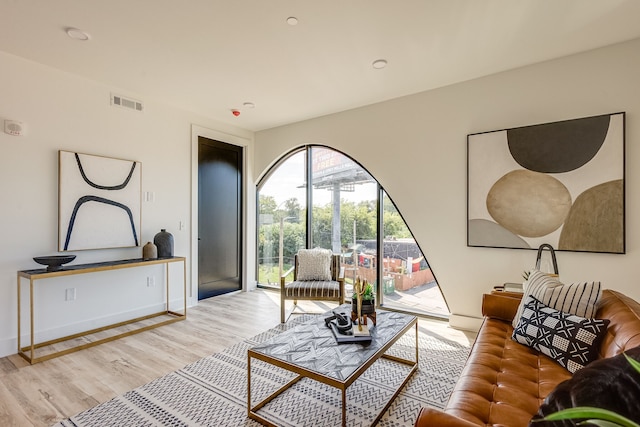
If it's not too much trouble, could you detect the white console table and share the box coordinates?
[17,256,187,364]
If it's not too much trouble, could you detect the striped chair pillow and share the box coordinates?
[512,269,602,328]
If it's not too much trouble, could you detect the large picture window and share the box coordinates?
[257,150,306,286]
[257,146,448,317]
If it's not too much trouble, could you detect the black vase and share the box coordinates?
[154,229,174,257]
[352,298,376,315]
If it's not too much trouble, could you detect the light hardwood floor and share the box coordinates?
[0,288,476,427]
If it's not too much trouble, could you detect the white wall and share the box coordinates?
[0,51,255,357]
[2,37,638,358]
[254,38,640,330]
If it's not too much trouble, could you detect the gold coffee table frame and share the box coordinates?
[247,309,418,427]
[17,256,187,364]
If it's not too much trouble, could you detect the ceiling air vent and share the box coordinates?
[110,93,144,112]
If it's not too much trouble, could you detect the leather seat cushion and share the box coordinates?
[444,317,572,426]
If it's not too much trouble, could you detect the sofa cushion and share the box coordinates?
[283,280,341,298]
[513,296,610,373]
[512,269,601,328]
[296,248,332,281]
[441,316,572,426]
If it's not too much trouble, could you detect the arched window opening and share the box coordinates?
[257,146,449,317]
[257,149,306,286]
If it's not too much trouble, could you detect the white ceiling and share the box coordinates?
[2,1,640,131]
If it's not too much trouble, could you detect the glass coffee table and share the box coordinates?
[247,305,418,427]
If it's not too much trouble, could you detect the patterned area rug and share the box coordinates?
[53,315,470,427]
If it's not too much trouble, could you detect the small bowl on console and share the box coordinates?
[33,255,76,272]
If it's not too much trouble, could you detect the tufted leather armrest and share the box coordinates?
[414,407,480,427]
[482,291,522,322]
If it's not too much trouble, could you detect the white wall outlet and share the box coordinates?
[65,288,76,301]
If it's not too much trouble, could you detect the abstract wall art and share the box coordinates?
[467,112,625,254]
[59,151,141,251]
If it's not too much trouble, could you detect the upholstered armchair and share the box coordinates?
[280,248,345,323]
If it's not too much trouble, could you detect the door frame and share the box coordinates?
[190,125,256,306]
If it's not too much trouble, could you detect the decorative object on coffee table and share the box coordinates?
[352,277,376,329]
[142,241,157,259]
[325,308,373,344]
[154,229,174,257]
[33,255,76,271]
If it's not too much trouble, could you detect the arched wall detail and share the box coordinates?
[256,144,450,317]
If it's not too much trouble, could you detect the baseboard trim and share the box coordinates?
[449,313,483,332]
[0,339,15,359]
[245,279,258,291]
[1,301,183,359]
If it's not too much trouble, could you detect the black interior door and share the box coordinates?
[198,137,242,299]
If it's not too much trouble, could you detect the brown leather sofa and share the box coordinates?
[414,289,640,427]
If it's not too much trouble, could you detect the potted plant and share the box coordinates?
[352,279,375,315]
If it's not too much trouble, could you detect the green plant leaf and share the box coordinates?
[537,407,640,427]
[624,353,640,375]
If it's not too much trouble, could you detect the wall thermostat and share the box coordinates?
[4,120,24,136]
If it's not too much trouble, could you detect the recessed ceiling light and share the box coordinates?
[66,27,90,41]
[243,102,255,109]
[286,16,298,26]
[372,59,387,69]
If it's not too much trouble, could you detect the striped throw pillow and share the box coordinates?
[512,269,602,328]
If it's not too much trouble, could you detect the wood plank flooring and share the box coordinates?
[0,288,476,427]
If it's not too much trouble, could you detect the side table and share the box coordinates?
[17,256,187,364]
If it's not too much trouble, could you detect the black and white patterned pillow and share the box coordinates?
[512,295,610,373]
[512,269,602,328]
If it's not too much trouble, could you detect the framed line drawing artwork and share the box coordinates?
[59,150,141,251]
[467,112,625,254]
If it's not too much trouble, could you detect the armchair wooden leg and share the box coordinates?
[280,299,301,323]
[281,295,285,324]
